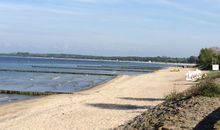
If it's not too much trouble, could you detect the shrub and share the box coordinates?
[198,48,215,70]
[197,47,220,70]
[193,80,220,97]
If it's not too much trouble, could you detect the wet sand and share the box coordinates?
[0,67,196,130]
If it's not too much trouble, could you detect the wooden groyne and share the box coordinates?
[0,90,71,96]
[32,65,153,72]
[0,69,117,76]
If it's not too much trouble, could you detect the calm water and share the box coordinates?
[0,56,174,104]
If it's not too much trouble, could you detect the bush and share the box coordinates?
[198,48,215,70]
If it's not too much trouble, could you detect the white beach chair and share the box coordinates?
[186,69,202,81]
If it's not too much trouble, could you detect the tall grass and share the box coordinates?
[207,71,220,79]
[190,79,220,97]
[164,89,181,102]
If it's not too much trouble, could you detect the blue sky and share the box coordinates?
[0,0,220,57]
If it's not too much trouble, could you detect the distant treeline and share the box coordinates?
[0,52,198,63]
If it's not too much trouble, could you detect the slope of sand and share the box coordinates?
[0,68,196,130]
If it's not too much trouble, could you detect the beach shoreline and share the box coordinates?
[0,67,196,130]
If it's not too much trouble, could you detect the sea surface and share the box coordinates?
[0,56,174,105]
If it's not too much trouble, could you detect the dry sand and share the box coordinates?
[0,67,196,130]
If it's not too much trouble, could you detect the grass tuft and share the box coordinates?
[165,89,183,102]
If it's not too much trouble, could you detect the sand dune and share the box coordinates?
[0,67,195,130]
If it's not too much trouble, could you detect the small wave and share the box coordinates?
[67,80,71,83]
[53,76,60,80]
[112,71,116,74]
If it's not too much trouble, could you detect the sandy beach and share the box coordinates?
[0,67,196,130]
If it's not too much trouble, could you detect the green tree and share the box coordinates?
[187,56,198,63]
[198,48,215,70]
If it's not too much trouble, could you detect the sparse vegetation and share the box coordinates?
[165,89,182,102]
[165,72,220,101]
[207,71,220,79]
[192,80,220,97]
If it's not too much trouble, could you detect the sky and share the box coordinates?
[0,0,220,57]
